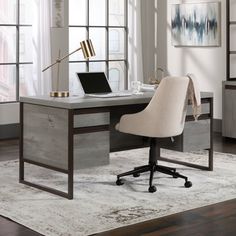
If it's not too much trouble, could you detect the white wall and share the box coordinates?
[140,0,158,82]
[156,0,226,119]
[140,0,168,83]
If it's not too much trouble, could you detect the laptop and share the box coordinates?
[76,72,133,98]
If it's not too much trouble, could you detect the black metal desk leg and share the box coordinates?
[208,97,214,171]
[19,102,24,182]
[68,110,74,199]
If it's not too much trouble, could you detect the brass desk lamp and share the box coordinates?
[42,39,95,98]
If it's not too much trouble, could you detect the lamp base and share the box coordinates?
[50,91,69,98]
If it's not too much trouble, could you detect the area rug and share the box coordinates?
[0,148,236,236]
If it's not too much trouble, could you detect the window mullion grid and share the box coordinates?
[69,59,126,63]
[67,0,128,90]
[70,25,126,29]
[106,0,109,78]
[16,0,20,101]
[0,62,32,66]
[86,0,90,72]
[125,0,128,89]
[0,24,32,27]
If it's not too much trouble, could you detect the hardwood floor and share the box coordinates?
[0,216,43,236]
[214,135,236,155]
[95,199,236,236]
[0,133,236,236]
[0,139,19,161]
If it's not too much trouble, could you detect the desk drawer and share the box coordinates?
[186,103,209,116]
[158,120,210,152]
[183,119,210,152]
[74,112,109,128]
[74,131,109,169]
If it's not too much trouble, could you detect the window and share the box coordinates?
[109,68,120,91]
[110,29,120,52]
[0,0,33,103]
[69,0,128,94]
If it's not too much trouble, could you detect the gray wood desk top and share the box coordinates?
[20,92,213,110]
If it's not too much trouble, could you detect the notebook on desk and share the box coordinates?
[76,72,133,98]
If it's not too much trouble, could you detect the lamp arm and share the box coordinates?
[59,47,82,62]
[42,47,82,72]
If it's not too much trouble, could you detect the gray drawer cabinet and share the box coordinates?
[223,82,236,138]
[23,104,69,170]
[149,103,210,152]
[74,131,109,169]
[73,112,110,169]
[23,104,110,170]
[183,119,210,152]
[155,119,210,152]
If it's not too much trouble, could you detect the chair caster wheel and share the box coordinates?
[148,186,157,193]
[173,172,179,178]
[116,179,124,186]
[133,173,140,178]
[185,181,192,188]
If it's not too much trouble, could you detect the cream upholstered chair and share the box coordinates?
[115,76,192,193]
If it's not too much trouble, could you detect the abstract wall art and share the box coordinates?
[171,2,221,47]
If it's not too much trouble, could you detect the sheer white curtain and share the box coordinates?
[128,0,144,86]
[31,0,52,96]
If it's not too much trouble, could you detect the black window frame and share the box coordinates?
[0,0,33,104]
[69,0,128,90]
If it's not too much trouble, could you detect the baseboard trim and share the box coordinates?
[0,124,20,140]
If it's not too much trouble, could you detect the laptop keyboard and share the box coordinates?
[87,92,133,98]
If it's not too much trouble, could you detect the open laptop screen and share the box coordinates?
[77,72,112,94]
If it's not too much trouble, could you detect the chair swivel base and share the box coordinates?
[116,164,192,193]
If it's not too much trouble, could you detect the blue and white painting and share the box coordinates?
[171,2,220,46]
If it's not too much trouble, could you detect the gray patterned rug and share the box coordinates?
[0,148,236,236]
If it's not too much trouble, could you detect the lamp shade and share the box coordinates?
[80,39,96,59]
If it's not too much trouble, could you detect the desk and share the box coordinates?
[20,92,213,199]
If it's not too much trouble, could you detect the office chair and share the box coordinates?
[115,76,192,193]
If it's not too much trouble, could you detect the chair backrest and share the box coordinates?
[144,76,190,137]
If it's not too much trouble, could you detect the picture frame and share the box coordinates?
[171,2,221,47]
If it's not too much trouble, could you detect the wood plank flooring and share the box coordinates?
[0,139,19,161]
[95,199,236,236]
[0,133,236,236]
[0,216,43,236]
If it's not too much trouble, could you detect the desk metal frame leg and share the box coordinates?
[159,97,214,171]
[19,103,74,199]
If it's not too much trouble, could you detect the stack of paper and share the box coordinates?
[139,84,157,92]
